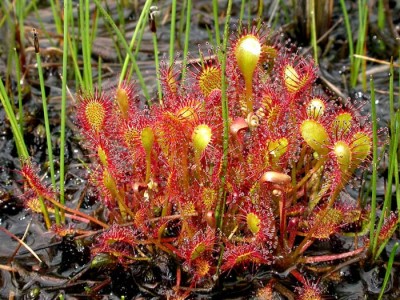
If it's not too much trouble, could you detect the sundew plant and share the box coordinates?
[19,23,386,299]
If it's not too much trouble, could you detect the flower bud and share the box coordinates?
[300,120,330,155]
[306,98,325,119]
[235,34,262,86]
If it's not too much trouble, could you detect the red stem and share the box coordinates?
[300,246,366,264]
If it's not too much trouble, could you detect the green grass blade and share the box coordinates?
[351,0,368,88]
[239,0,246,30]
[377,0,385,30]
[212,0,221,48]
[339,0,354,80]
[128,17,147,80]
[13,49,24,134]
[169,0,177,66]
[66,0,83,89]
[369,76,378,254]
[31,1,56,47]
[59,0,71,222]
[0,79,29,159]
[389,60,395,137]
[80,0,93,91]
[181,0,192,81]
[16,0,26,51]
[310,0,318,64]
[395,113,400,219]
[215,0,232,230]
[34,31,60,224]
[378,242,399,300]
[256,0,263,27]
[372,73,399,260]
[97,56,102,91]
[91,0,152,99]
[49,0,63,34]
[177,0,187,50]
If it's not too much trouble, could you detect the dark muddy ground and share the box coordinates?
[0,1,399,299]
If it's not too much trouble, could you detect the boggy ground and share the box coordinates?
[0,1,400,299]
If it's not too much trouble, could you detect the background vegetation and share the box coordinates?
[0,0,399,299]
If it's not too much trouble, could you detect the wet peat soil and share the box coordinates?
[1,1,400,299]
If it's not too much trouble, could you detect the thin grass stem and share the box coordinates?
[0,3,9,28]
[59,0,71,223]
[127,13,148,80]
[13,49,24,134]
[256,0,263,27]
[102,16,124,65]
[49,0,63,35]
[310,0,318,64]
[178,0,187,49]
[116,1,125,36]
[34,31,60,225]
[378,242,399,300]
[66,22,84,88]
[91,6,99,46]
[239,0,246,30]
[32,1,56,47]
[91,0,151,99]
[215,0,232,230]
[351,0,368,88]
[212,0,221,48]
[16,0,26,54]
[180,0,192,81]
[377,0,385,30]
[0,80,29,159]
[67,0,83,91]
[339,0,354,77]
[169,0,177,66]
[80,0,93,91]
[389,60,395,136]
[394,113,400,219]
[369,76,378,254]
[97,56,102,91]
[372,113,399,260]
